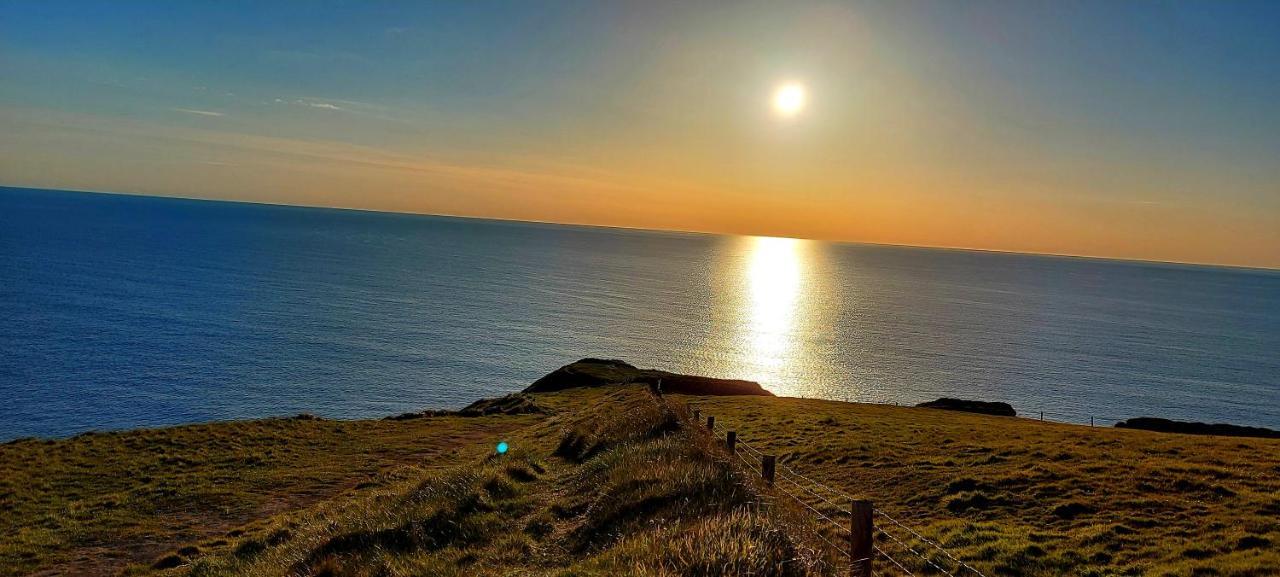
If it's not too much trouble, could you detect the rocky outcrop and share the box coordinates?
[1115,417,1280,439]
[386,393,546,420]
[523,358,773,396]
[916,398,1017,417]
[458,394,546,416]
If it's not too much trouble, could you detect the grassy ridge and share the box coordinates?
[181,389,838,577]
[687,395,1280,577]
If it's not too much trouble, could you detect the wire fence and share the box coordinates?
[1023,408,1134,427]
[701,411,990,577]
[794,392,1138,428]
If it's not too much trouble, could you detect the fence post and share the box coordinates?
[1039,411,1044,421]
[706,415,715,431]
[727,431,737,454]
[850,500,873,577]
[761,455,776,485]
[1090,416,1094,427]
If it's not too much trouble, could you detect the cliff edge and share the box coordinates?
[523,358,774,396]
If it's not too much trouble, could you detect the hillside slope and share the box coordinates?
[168,389,840,577]
[688,395,1280,576]
[0,414,538,577]
[3,364,1278,576]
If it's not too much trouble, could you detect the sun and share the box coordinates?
[772,82,807,118]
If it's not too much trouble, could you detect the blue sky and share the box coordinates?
[2,1,1278,267]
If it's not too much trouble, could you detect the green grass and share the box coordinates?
[178,389,837,577]
[0,413,537,577]
[683,395,1280,577]
[5,385,1278,577]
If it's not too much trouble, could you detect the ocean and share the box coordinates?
[2,186,1278,440]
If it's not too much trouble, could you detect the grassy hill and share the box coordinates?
[688,395,1279,576]
[0,413,539,577]
[2,366,1278,577]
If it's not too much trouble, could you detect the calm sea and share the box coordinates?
[2,186,1278,440]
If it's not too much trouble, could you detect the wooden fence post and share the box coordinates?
[850,500,873,577]
[761,455,776,485]
[706,415,715,431]
[1039,411,1044,421]
[727,431,737,454]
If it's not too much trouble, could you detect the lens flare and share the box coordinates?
[496,441,509,454]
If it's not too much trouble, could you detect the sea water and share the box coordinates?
[2,186,1277,439]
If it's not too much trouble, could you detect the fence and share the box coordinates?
[690,407,990,577]
[809,393,1136,428]
[1023,408,1133,428]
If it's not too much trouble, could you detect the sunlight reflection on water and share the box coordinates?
[5,188,1277,438]
[704,236,830,398]
[745,237,801,375]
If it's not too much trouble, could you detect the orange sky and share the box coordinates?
[2,3,1278,269]
[4,104,1276,269]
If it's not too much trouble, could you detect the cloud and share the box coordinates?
[274,96,397,118]
[173,108,225,117]
[291,98,343,111]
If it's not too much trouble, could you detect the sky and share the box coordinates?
[2,1,1278,268]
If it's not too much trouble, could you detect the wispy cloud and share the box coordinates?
[278,97,344,111]
[174,108,225,117]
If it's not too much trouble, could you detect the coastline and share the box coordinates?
[9,357,1278,445]
[4,366,1278,576]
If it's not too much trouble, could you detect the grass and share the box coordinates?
[4,385,1278,577]
[0,412,537,577]
[176,389,837,577]
[684,395,1280,577]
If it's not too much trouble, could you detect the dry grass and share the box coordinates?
[160,389,839,577]
[0,413,536,577]
[6,385,1277,577]
[682,395,1280,577]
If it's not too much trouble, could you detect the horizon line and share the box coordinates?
[4,183,1276,274]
